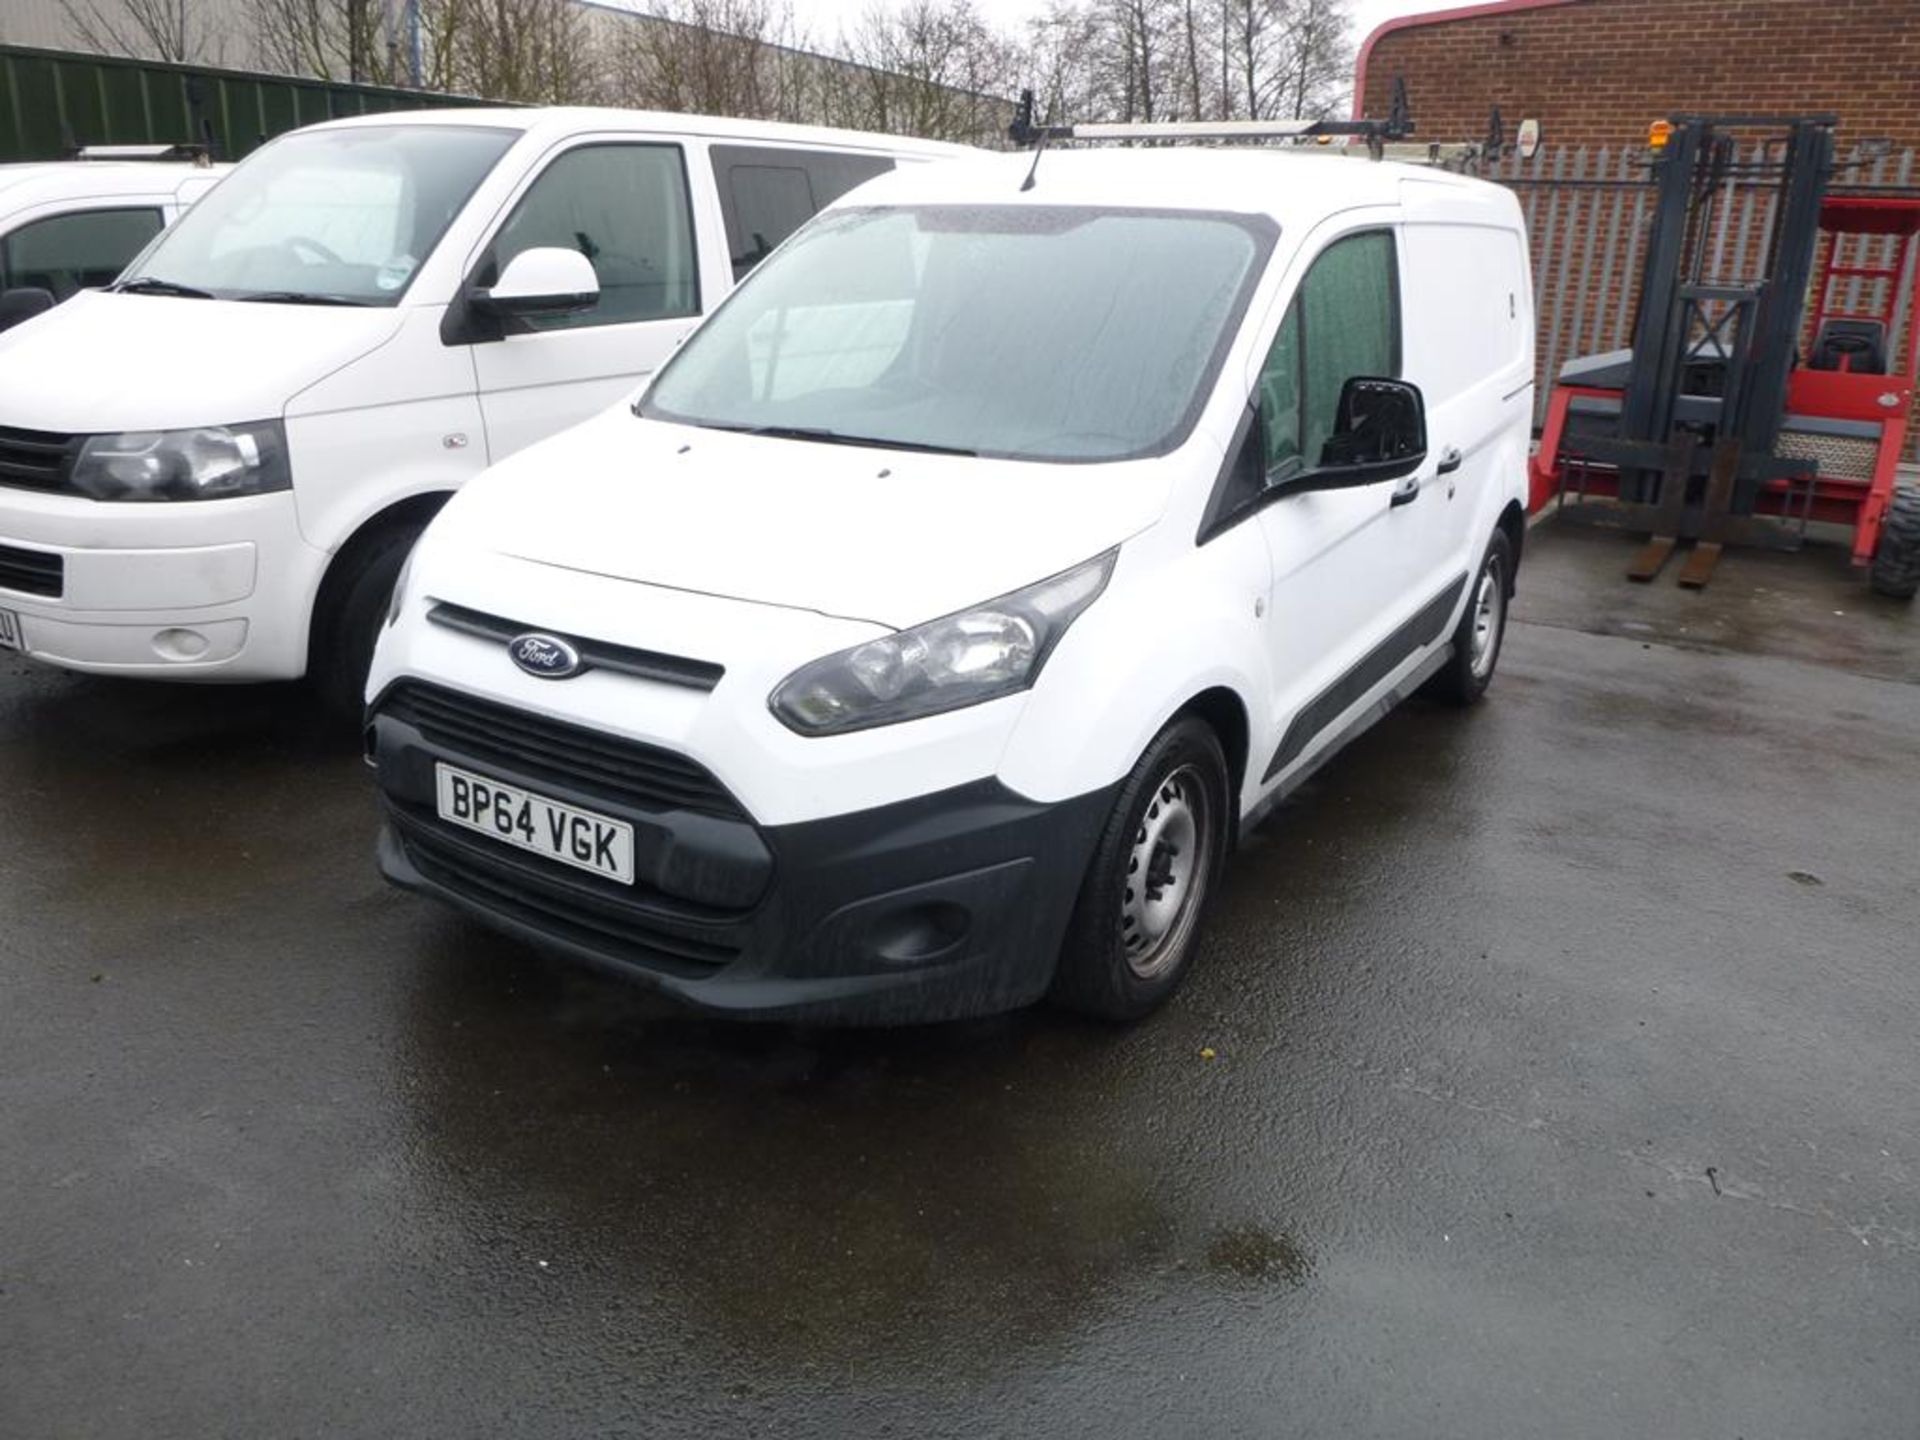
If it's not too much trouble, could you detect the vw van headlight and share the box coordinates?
[770,550,1116,736]
[71,421,291,501]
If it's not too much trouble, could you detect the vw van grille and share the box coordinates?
[377,680,749,822]
[0,427,80,492]
[0,542,63,598]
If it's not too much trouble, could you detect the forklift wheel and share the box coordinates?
[1868,485,1920,601]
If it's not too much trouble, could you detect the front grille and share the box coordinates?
[0,426,80,493]
[428,601,725,691]
[393,808,741,976]
[0,542,62,598]
[378,679,749,821]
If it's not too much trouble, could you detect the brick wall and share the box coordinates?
[1358,0,1920,153]
[1359,0,1920,462]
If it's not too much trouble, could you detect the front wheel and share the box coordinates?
[1868,485,1920,601]
[1049,717,1231,1022]
[1424,529,1513,707]
[309,523,422,725]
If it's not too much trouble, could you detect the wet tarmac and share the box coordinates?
[4,521,1918,1438]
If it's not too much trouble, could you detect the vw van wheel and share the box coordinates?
[310,523,422,726]
[1050,716,1229,1021]
[1425,530,1513,707]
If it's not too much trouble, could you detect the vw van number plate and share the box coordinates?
[0,608,21,652]
[434,762,635,884]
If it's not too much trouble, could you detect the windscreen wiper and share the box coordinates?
[236,291,373,306]
[711,423,977,457]
[111,276,213,299]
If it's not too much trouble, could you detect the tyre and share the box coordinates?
[1868,485,1920,601]
[1424,529,1513,707]
[309,523,422,725]
[1049,716,1230,1021]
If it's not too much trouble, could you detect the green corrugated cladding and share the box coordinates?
[0,44,498,163]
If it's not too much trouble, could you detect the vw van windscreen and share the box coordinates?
[641,205,1276,462]
[117,124,517,306]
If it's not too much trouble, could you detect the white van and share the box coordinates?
[0,150,228,331]
[0,110,967,711]
[366,147,1535,1025]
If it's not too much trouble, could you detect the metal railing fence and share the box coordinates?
[1479,140,1918,456]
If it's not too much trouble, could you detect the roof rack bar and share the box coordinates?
[66,142,212,163]
[1009,76,1412,154]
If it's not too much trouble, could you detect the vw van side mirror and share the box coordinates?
[469,246,600,320]
[1279,377,1428,495]
[0,287,56,334]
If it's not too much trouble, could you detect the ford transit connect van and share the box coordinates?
[0,110,967,712]
[366,147,1535,1025]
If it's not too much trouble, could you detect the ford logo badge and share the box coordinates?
[508,632,582,679]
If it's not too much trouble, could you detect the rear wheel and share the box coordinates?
[1049,717,1230,1022]
[1868,485,1920,601]
[309,523,421,725]
[1424,529,1513,707]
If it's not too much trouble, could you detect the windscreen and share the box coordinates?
[122,124,517,305]
[641,205,1274,462]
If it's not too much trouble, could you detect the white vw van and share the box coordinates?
[0,110,967,712]
[367,147,1535,1025]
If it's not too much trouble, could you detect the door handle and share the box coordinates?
[1437,446,1464,475]
[1389,473,1421,507]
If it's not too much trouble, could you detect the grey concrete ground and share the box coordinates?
[3,522,1917,1439]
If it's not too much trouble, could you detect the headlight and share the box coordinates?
[71,421,291,501]
[770,550,1116,736]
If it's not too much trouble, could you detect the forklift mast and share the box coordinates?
[1537,114,1920,598]
[1550,114,1845,587]
[1618,115,1836,510]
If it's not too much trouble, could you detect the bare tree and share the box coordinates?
[453,0,597,101]
[247,0,598,96]
[1276,0,1351,119]
[59,0,221,64]
[1022,2,1105,124]
[249,0,404,84]
[837,0,1016,143]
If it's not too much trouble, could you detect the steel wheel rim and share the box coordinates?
[1469,560,1504,680]
[1119,763,1212,980]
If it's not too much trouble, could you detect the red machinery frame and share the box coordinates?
[1532,194,1920,569]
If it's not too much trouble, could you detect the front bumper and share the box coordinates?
[369,686,1118,1025]
[0,488,325,680]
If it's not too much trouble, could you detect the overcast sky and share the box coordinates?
[783,0,1455,52]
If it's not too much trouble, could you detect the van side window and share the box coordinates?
[482,144,698,330]
[1257,229,1399,475]
[0,207,164,300]
[712,145,894,281]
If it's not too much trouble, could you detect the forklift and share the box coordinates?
[1529,114,1920,598]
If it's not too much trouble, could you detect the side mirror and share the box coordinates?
[0,287,57,334]
[470,246,599,320]
[1279,377,1427,495]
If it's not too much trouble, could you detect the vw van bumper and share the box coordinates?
[0,488,326,680]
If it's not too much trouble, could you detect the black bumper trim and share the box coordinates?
[377,760,1118,1025]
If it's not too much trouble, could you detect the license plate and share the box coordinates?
[0,608,20,652]
[434,762,634,884]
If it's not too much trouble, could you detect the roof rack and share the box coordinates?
[66,142,213,166]
[1009,78,1413,159]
